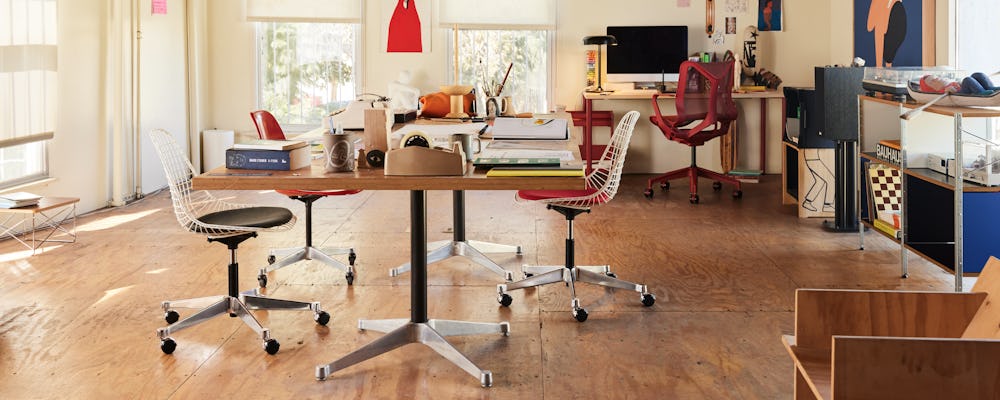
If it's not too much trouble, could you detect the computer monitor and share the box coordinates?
[605,26,688,84]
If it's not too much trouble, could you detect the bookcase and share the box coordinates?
[858,95,1000,291]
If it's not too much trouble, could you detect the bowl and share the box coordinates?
[440,85,474,96]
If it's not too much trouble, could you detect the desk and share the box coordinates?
[581,90,785,173]
[0,197,79,255]
[193,153,583,387]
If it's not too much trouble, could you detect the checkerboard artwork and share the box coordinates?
[868,165,901,224]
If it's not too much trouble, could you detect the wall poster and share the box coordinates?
[853,0,936,67]
[383,0,431,53]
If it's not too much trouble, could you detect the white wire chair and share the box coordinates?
[499,111,656,322]
[147,129,328,356]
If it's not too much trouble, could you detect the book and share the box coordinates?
[473,157,562,168]
[486,168,585,177]
[0,191,41,208]
[232,139,308,151]
[873,218,901,239]
[490,118,569,140]
[225,146,311,171]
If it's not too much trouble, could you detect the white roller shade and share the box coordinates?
[246,0,362,23]
[438,0,556,29]
[0,0,57,148]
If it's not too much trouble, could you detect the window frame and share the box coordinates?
[253,21,363,133]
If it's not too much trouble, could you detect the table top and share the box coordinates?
[583,89,784,100]
[0,197,79,214]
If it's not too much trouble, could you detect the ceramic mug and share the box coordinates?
[449,132,482,161]
[485,96,509,118]
[323,133,355,172]
[500,96,517,117]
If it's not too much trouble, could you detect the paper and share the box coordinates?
[152,0,167,14]
[477,148,574,161]
[391,123,487,141]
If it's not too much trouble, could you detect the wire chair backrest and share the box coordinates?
[546,110,639,210]
[250,110,287,140]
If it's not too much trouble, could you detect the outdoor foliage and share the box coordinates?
[457,30,549,114]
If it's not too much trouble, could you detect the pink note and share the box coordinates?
[677,0,690,6]
[152,0,167,15]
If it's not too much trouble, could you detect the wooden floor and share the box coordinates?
[0,175,965,399]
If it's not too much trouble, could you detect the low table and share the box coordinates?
[0,197,79,254]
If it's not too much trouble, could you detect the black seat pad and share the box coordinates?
[197,207,293,230]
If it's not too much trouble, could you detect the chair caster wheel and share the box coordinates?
[498,293,513,307]
[733,190,743,199]
[267,255,276,264]
[661,182,670,191]
[164,310,180,324]
[257,274,268,288]
[348,250,357,266]
[641,293,656,307]
[345,272,355,286]
[713,181,722,191]
[606,272,617,278]
[315,311,331,326]
[689,194,699,204]
[160,338,176,354]
[573,307,588,322]
[643,189,654,199]
[902,273,909,279]
[263,339,280,355]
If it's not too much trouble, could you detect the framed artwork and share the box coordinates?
[853,0,936,67]
[382,0,431,53]
[757,0,781,31]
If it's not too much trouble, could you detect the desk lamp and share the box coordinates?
[583,35,617,93]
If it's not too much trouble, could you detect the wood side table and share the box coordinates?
[0,197,79,255]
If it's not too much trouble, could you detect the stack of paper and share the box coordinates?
[0,192,42,208]
[233,139,307,151]
[491,118,568,140]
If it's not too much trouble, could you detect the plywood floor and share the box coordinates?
[0,175,963,399]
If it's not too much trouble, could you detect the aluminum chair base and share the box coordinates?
[389,239,519,281]
[497,265,655,322]
[157,288,328,355]
[260,245,356,287]
[315,318,510,387]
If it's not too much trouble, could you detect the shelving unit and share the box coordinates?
[858,95,1000,292]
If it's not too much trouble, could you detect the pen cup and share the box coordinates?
[323,133,355,172]
[449,132,482,161]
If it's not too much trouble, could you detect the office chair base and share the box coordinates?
[497,265,655,321]
[315,319,508,387]
[389,240,518,282]
[646,164,743,202]
[157,291,327,355]
[260,245,356,287]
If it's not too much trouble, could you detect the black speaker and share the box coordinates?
[783,86,834,149]
[813,66,865,141]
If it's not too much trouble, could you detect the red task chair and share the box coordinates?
[496,111,655,322]
[646,60,741,204]
[250,110,358,286]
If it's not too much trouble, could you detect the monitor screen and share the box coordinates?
[605,26,688,83]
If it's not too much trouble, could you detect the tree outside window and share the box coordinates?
[455,30,551,114]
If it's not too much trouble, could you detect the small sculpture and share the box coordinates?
[388,70,420,111]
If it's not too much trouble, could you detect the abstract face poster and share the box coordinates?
[757,0,781,31]
[383,0,431,53]
[854,0,923,67]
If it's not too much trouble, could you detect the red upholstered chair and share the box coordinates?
[495,111,655,322]
[646,60,742,204]
[250,110,358,286]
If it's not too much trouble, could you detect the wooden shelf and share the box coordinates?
[861,95,1000,118]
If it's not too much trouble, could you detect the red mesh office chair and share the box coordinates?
[250,110,358,286]
[495,111,655,322]
[646,60,741,204]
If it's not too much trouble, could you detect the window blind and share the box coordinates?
[438,0,556,29]
[0,0,57,149]
[245,0,362,23]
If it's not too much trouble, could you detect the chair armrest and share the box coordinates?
[793,289,985,349]
[832,336,1000,400]
[649,94,673,129]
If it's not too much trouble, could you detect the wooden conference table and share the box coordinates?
[580,89,785,172]
[192,139,584,387]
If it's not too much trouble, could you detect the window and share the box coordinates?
[0,0,56,188]
[256,22,360,130]
[955,0,1000,74]
[452,30,553,114]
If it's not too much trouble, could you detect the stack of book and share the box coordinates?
[225,139,311,171]
[0,192,42,208]
[727,169,761,183]
[474,157,584,177]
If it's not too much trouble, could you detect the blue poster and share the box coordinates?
[758,0,782,31]
[854,0,923,67]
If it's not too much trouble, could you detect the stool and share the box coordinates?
[0,197,78,255]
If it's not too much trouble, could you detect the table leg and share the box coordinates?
[316,190,508,387]
[584,97,594,173]
[759,98,767,174]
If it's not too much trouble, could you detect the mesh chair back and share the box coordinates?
[675,60,738,129]
[541,110,640,210]
[147,129,294,237]
[250,110,287,140]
